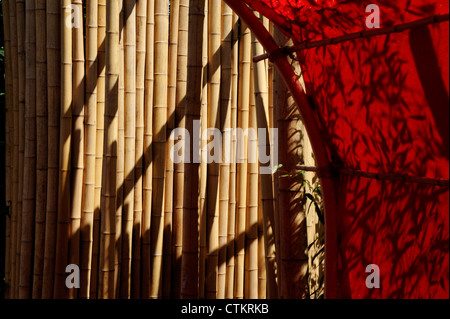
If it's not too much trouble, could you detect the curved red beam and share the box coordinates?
[222,0,339,298]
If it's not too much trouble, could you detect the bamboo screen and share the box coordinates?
[1,0,323,299]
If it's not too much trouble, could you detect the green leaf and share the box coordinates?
[272,164,283,174]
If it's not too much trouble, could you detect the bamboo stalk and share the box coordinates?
[91,0,106,299]
[19,0,37,299]
[80,0,98,299]
[162,0,179,299]
[271,25,283,299]
[42,0,60,299]
[32,0,48,299]
[99,0,119,299]
[198,0,208,298]
[257,181,267,298]
[132,0,146,299]
[69,0,85,300]
[245,71,258,299]
[120,0,136,300]
[205,0,221,300]
[252,17,279,298]
[115,0,124,299]
[181,0,205,299]
[225,11,238,300]
[53,0,72,299]
[7,0,19,299]
[218,1,232,300]
[150,0,169,299]
[272,26,309,299]
[172,0,189,299]
[234,20,251,300]
[15,0,26,299]
[2,0,12,299]
[141,0,154,299]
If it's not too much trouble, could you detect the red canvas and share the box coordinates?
[240,0,449,298]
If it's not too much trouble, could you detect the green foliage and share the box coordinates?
[277,164,325,299]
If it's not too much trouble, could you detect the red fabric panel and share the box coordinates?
[243,0,449,42]
[242,0,449,298]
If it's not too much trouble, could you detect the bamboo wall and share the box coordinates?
[1,0,323,299]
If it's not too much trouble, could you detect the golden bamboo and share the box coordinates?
[162,0,179,299]
[198,0,208,298]
[205,0,221,300]
[218,1,232,300]
[69,0,85,300]
[181,0,205,299]
[131,0,145,299]
[225,12,239,300]
[99,0,119,299]
[91,0,106,299]
[53,0,72,299]
[258,182,267,298]
[172,0,189,299]
[235,20,251,300]
[150,0,169,299]
[42,0,60,299]
[245,71,258,299]
[252,18,279,298]
[115,0,124,299]
[80,0,98,299]
[141,0,155,299]
[121,0,136,300]
[32,0,48,299]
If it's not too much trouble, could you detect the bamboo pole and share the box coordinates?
[131,0,146,299]
[272,26,309,299]
[245,71,258,299]
[32,0,48,299]
[172,0,188,299]
[80,0,98,299]
[53,0,72,299]
[121,0,136,300]
[198,0,208,298]
[257,181,267,298]
[271,26,283,299]
[234,20,251,300]
[115,0,124,299]
[163,0,179,299]
[120,0,136,299]
[99,0,119,299]
[42,0,60,299]
[181,0,205,299]
[7,0,18,299]
[225,12,238,300]
[141,0,154,299]
[150,0,169,299]
[15,0,26,299]
[69,0,85,300]
[2,0,13,299]
[205,0,221,300]
[252,17,279,298]
[91,0,106,299]
[19,0,37,299]
[218,1,232,300]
